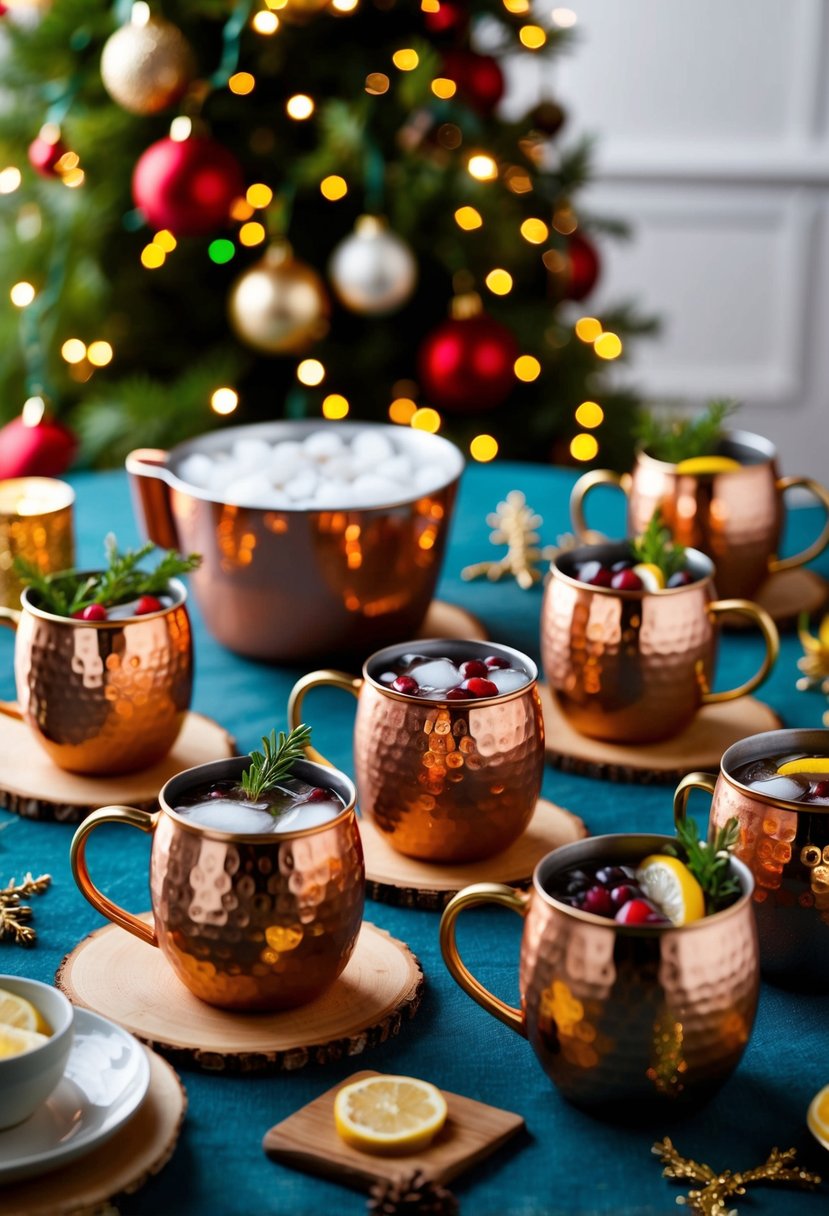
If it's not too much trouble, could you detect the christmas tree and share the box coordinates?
[0,0,656,474]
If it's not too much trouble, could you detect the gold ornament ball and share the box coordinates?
[229,244,330,355]
[100,15,196,116]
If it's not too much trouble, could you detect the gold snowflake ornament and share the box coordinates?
[461,490,558,590]
[652,1137,821,1215]
[0,872,52,946]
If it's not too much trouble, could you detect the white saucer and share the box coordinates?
[0,1006,151,1185]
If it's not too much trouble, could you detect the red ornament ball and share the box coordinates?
[132,136,244,237]
[561,231,601,302]
[419,314,518,413]
[0,412,76,479]
[442,50,504,115]
[423,0,467,38]
[28,131,66,178]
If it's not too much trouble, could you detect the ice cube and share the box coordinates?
[178,453,214,488]
[410,658,462,691]
[223,472,276,507]
[233,438,272,469]
[751,776,808,802]
[271,799,342,832]
[303,430,344,460]
[488,667,529,694]
[350,430,395,466]
[349,474,399,506]
[180,799,276,835]
[737,759,779,784]
[284,471,319,502]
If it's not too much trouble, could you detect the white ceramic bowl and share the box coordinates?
[0,976,74,1129]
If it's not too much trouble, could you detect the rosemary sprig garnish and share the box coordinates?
[631,509,687,581]
[669,815,742,913]
[636,398,739,464]
[241,724,313,803]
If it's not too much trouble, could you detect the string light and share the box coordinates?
[468,153,497,181]
[22,397,45,426]
[454,206,483,230]
[230,198,255,221]
[594,332,623,360]
[297,358,325,386]
[132,1,151,25]
[61,339,86,364]
[571,433,599,461]
[514,355,541,382]
[520,25,547,48]
[552,7,578,28]
[211,387,239,415]
[552,206,578,235]
[229,72,255,95]
[265,0,287,8]
[239,221,266,246]
[246,183,273,209]
[520,218,548,244]
[0,167,21,194]
[392,49,419,71]
[55,152,79,174]
[62,168,85,189]
[470,434,498,462]
[252,10,279,33]
[575,316,602,343]
[322,393,349,419]
[170,116,192,142]
[209,239,235,264]
[10,281,35,307]
[431,78,457,99]
[88,341,113,367]
[365,72,390,95]
[332,0,359,11]
[389,397,417,424]
[154,230,176,253]
[140,244,165,269]
[286,94,314,120]
[485,268,513,295]
[503,0,530,11]
[411,407,441,433]
[320,175,348,200]
[504,166,532,193]
[575,401,604,428]
[421,0,440,11]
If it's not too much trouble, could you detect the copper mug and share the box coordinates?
[441,834,758,1109]
[570,429,829,599]
[675,727,829,990]
[70,755,364,1012]
[541,542,779,743]
[0,578,192,774]
[0,477,75,610]
[288,639,544,863]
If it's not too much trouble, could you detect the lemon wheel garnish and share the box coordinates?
[635,855,705,926]
[807,1083,829,1147]
[0,1025,50,1059]
[0,987,41,1033]
[675,455,742,475]
[632,562,665,592]
[777,757,829,776]
[334,1075,448,1154]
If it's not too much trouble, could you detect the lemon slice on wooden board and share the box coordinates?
[777,757,829,776]
[635,856,705,926]
[675,455,742,475]
[334,1075,448,1154]
[0,1025,50,1059]
[808,1083,829,1151]
[0,987,43,1033]
[631,563,665,592]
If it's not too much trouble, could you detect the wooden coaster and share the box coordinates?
[417,599,487,641]
[57,920,424,1074]
[0,1049,186,1216]
[539,683,781,784]
[263,1068,525,1190]
[361,798,587,910]
[0,711,235,823]
[730,568,829,630]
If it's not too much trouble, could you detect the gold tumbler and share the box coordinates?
[0,478,74,610]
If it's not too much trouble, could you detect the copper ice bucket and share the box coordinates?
[441,834,758,1110]
[126,421,464,662]
[570,429,829,599]
[675,727,829,990]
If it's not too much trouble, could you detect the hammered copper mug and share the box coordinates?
[541,542,779,743]
[70,755,364,1012]
[570,429,829,599]
[0,578,192,774]
[441,834,759,1109]
[288,639,544,863]
[674,728,829,990]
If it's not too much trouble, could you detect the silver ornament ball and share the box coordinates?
[329,216,418,315]
[101,13,196,116]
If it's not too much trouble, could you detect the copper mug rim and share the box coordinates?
[17,574,188,624]
[717,726,829,815]
[0,476,76,515]
[531,832,755,933]
[362,636,538,705]
[154,754,358,845]
[635,427,777,474]
[550,542,715,598]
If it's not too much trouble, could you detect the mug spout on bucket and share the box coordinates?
[126,449,178,551]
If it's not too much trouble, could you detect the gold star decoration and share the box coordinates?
[652,1137,822,1215]
[0,872,52,946]
[797,612,829,725]
[461,490,557,590]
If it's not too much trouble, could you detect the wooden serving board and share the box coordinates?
[263,1069,525,1189]
[0,711,235,823]
[539,684,781,784]
[57,920,424,1074]
[0,1049,186,1216]
[361,798,587,910]
[417,599,487,641]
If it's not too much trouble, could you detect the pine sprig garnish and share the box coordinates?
[241,724,313,803]
[631,509,687,581]
[671,815,742,913]
[636,399,740,464]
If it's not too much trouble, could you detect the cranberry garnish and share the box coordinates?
[810,779,829,800]
[392,675,419,695]
[446,686,473,700]
[582,886,614,917]
[577,560,613,587]
[610,883,641,910]
[134,595,163,615]
[595,865,630,887]
[484,655,510,669]
[207,780,235,799]
[667,570,693,588]
[460,659,489,679]
[463,677,499,698]
[615,898,660,925]
[72,603,108,621]
[611,568,644,591]
[303,787,329,802]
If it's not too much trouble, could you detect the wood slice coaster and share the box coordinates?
[360,798,587,910]
[539,683,781,785]
[0,1049,186,1216]
[0,711,235,824]
[56,920,424,1075]
[727,568,829,630]
[263,1068,525,1190]
[417,599,487,641]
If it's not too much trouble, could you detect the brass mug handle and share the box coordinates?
[702,599,779,703]
[769,476,829,574]
[287,670,363,767]
[440,882,530,1037]
[70,806,160,947]
[0,606,23,721]
[569,469,632,543]
[673,771,718,829]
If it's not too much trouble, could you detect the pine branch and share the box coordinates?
[636,400,740,464]
[671,816,742,913]
[631,509,687,580]
[240,725,313,802]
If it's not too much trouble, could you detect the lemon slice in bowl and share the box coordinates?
[0,987,41,1033]
[631,562,665,592]
[675,455,742,475]
[808,1083,829,1151]
[635,856,705,926]
[778,757,829,776]
[334,1075,448,1154]
[0,1025,49,1059]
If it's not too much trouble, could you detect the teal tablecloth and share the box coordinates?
[2,464,828,1216]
